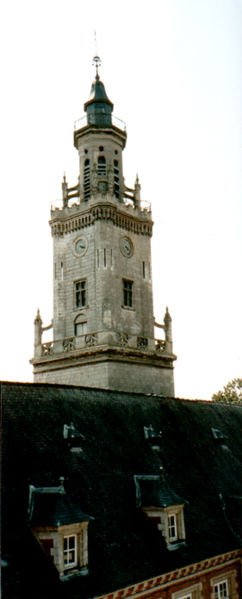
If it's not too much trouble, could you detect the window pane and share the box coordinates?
[168,513,177,540]
[75,280,87,308]
[214,581,228,599]
[123,280,133,307]
[63,535,77,568]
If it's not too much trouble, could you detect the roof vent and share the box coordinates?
[144,425,162,451]
[211,427,228,445]
[63,423,85,451]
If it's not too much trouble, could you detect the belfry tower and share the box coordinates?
[31,58,176,396]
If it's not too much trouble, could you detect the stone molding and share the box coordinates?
[50,203,153,237]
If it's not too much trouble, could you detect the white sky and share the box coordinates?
[0,0,241,399]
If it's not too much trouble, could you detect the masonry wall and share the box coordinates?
[33,360,175,396]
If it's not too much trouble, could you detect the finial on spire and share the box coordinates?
[93,31,101,78]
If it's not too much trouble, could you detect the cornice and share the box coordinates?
[50,202,153,237]
[94,550,241,599]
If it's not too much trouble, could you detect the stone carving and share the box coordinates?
[63,337,76,352]
[117,332,128,347]
[137,337,148,350]
[155,339,166,353]
[42,342,54,355]
[85,333,98,347]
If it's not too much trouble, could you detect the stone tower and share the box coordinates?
[31,59,176,396]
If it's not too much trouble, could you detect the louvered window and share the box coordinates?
[84,159,90,200]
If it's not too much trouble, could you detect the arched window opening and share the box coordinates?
[83,159,90,200]
[97,155,106,176]
[74,314,87,337]
[113,159,120,199]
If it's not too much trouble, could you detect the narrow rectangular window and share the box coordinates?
[104,248,107,267]
[110,249,113,267]
[214,581,229,599]
[97,249,99,268]
[142,261,145,279]
[75,280,87,308]
[54,262,57,280]
[168,513,177,541]
[63,534,77,569]
[123,280,133,308]
[61,261,64,281]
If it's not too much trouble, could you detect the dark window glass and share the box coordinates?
[84,158,90,200]
[97,155,106,175]
[123,280,133,307]
[113,159,120,198]
[75,280,87,308]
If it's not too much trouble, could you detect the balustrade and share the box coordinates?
[40,332,167,356]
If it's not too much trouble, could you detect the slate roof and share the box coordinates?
[137,473,185,508]
[2,381,242,599]
[29,485,90,527]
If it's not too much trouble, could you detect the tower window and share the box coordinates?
[142,261,145,278]
[104,248,107,267]
[113,159,120,199]
[97,155,106,176]
[64,534,77,569]
[75,280,87,308]
[74,315,87,336]
[84,158,90,200]
[99,145,104,151]
[123,279,133,308]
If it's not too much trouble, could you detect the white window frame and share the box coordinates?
[168,512,177,541]
[214,579,229,599]
[63,534,77,569]
[172,583,201,599]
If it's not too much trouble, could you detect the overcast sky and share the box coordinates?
[0,0,241,399]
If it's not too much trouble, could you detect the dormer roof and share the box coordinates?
[29,483,90,527]
[136,474,184,509]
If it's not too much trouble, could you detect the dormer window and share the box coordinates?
[28,479,91,580]
[64,534,77,569]
[134,474,186,550]
[168,513,177,541]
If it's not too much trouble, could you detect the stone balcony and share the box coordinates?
[37,331,168,359]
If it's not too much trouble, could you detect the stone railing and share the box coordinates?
[40,332,167,357]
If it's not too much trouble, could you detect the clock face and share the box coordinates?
[98,181,108,194]
[120,236,133,258]
[74,236,88,256]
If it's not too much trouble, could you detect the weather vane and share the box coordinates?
[92,30,101,77]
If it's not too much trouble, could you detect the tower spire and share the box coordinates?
[92,31,101,79]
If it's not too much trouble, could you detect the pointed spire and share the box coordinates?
[164,307,173,354]
[92,54,101,80]
[134,174,141,206]
[34,309,43,356]
[34,308,42,325]
[93,30,101,79]
[62,173,68,207]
